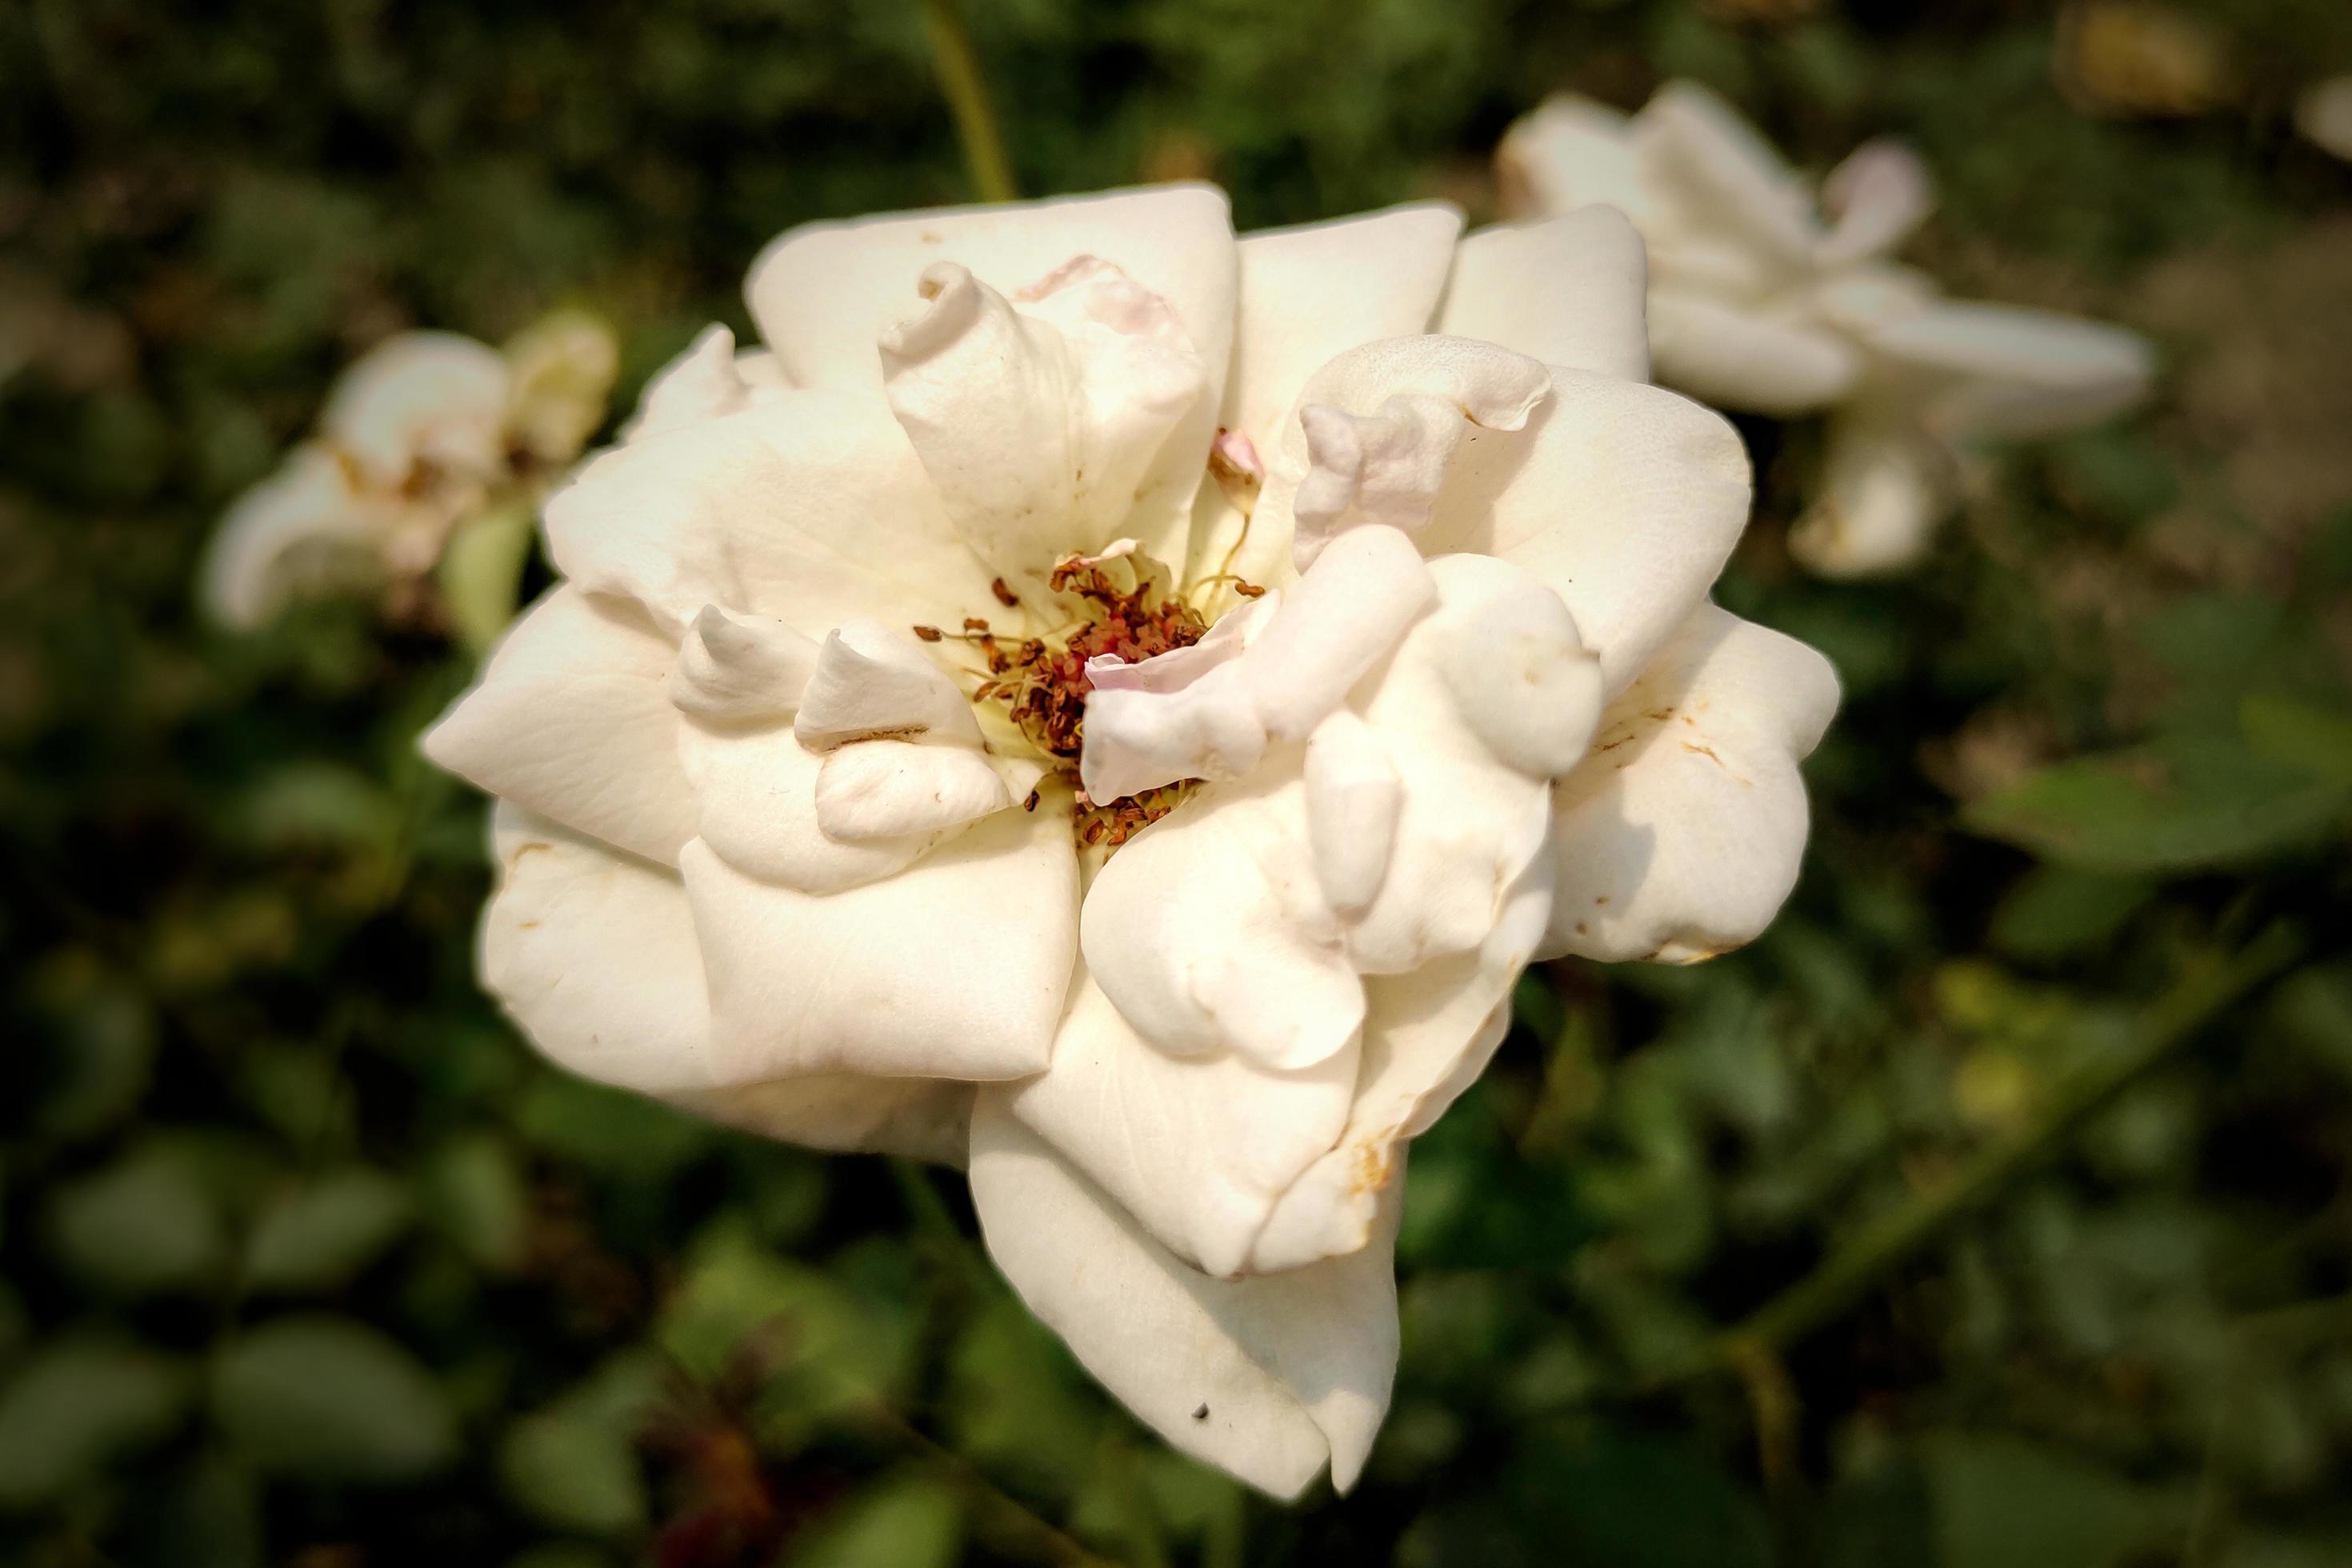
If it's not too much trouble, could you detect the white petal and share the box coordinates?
[678,802,1076,1083]
[1816,138,1935,268]
[1081,767,1364,1070]
[970,1100,1398,1498]
[1002,974,1357,1278]
[1248,861,1550,1272]
[1631,81,1822,269]
[544,390,991,640]
[1304,710,1401,916]
[1419,366,1751,692]
[1078,658,1267,805]
[814,739,1014,840]
[486,807,969,1161]
[1435,207,1650,382]
[1495,95,1649,224]
[322,331,513,486]
[792,619,982,750]
[878,259,1209,572]
[679,717,935,895]
[1249,335,1550,586]
[666,604,821,723]
[1290,395,1474,566]
[482,804,718,1094]
[1424,555,1604,778]
[622,325,769,442]
[1220,204,1464,451]
[677,1075,973,1166]
[200,445,386,629]
[1544,603,1838,963]
[1854,299,2155,438]
[425,586,698,865]
[1646,286,1862,415]
[1242,524,1435,738]
[1787,418,1953,578]
[503,310,620,463]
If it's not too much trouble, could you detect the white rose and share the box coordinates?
[423,185,1838,1497]
[1500,82,2155,577]
[202,319,618,629]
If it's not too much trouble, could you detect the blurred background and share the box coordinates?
[6,1,2352,1563]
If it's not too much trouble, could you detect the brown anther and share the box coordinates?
[990,577,1021,607]
[1022,789,1041,812]
[963,616,991,633]
[912,625,945,642]
[1232,582,1266,598]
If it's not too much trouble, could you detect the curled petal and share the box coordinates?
[1292,394,1474,566]
[970,1100,1398,1499]
[425,586,698,866]
[1242,524,1435,738]
[667,603,820,722]
[1435,206,1650,382]
[622,325,773,443]
[1543,603,1838,964]
[879,259,1209,571]
[680,802,1076,1084]
[681,718,933,894]
[1426,555,1604,779]
[322,330,513,486]
[793,619,982,750]
[200,444,386,629]
[1304,710,1402,916]
[1787,418,1953,578]
[1080,659,1267,806]
[814,739,1014,841]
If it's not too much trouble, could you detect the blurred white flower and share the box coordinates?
[1500,82,2155,576]
[201,313,618,631]
[424,186,1837,1497]
[2298,76,2352,163]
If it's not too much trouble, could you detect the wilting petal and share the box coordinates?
[793,619,983,750]
[545,390,992,640]
[1646,287,1862,415]
[667,604,821,723]
[1855,298,2155,439]
[486,806,970,1161]
[1250,335,1550,585]
[1631,81,1822,270]
[1249,862,1550,1272]
[1220,204,1465,451]
[1290,395,1472,562]
[1435,207,1650,382]
[1544,603,1838,963]
[1420,366,1749,691]
[1787,417,1953,578]
[623,325,774,443]
[678,802,1076,1084]
[1242,524,1435,734]
[482,805,718,1094]
[1494,95,1650,224]
[322,330,513,486]
[1303,710,1402,916]
[970,1102,1398,1498]
[878,260,1207,573]
[1816,138,1934,269]
[426,586,698,865]
[1001,974,1358,1278]
[200,444,387,629]
[1082,767,1363,1070]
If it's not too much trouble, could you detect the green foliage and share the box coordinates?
[209,1318,460,1482]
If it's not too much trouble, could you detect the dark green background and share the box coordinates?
[6,1,2352,1563]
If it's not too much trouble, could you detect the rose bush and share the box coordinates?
[422,184,1837,1496]
[1501,82,2154,576]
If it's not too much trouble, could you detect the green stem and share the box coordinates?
[921,0,1018,202]
[1668,922,2308,1385]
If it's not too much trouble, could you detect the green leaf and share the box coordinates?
[1962,740,2348,873]
[0,1337,194,1506]
[1923,1432,2186,1568]
[497,1350,662,1535]
[47,1146,229,1296]
[437,502,538,654]
[515,1073,711,1183]
[785,1472,963,1568]
[210,1316,458,1482]
[419,1134,530,1273]
[1989,866,2157,960]
[2242,692,2352,786]
[243,1169,412,1294]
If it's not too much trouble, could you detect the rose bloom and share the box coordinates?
[202,312,618,629]
[424,185,1838,1497]
[1501,82,2154,577]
